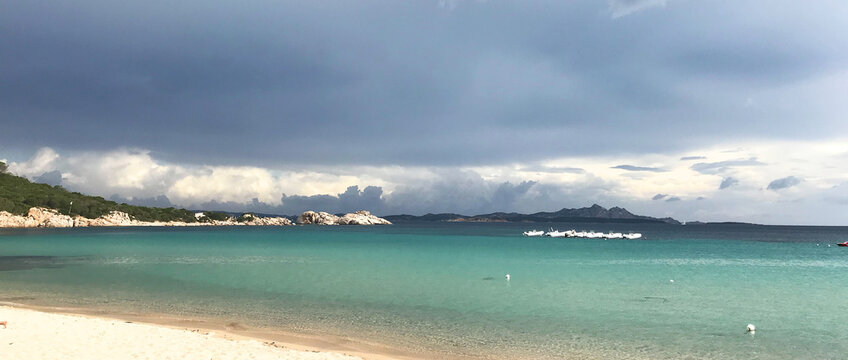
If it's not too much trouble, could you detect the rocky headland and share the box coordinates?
[0,207,293,228]
[0,207,392,228]
[296,210,392,225]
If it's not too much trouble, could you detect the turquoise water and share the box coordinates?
[1,223,847,359]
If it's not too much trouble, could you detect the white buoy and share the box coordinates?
[505,274,511,281]
[746,324,756,332]
[669,279,674,283]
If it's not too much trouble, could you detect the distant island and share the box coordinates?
[384,204,681,225]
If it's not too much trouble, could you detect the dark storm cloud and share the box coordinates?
[2,1,847,167]
[767,176,802,191]
[673,43,831,85]
[719,177,739,190]
[612,165,666,172]
[690,158,765,175]
[277,186,385,215]
[178,186,386,216]
[184,179,549,217]
[490,181,537,210]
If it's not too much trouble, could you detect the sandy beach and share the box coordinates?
[0,305,369,360]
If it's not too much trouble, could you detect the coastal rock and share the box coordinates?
[0,211,29,228]
[88,211,139,226]
[0,207,296,228]
[30,207,73,227]
[29,208,74,228]
[296,211,340,225]
[239,213,293,226]
[337,210,392,225]
[296,210,391,225]
[0,208,77,228]
[73,216,91,227]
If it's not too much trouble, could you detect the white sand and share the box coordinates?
[0,306,364,360]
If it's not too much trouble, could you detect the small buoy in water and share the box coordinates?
[828,244,831,247]
[669,279,674,283]
[746,324,756,332]
[505,274,511,281]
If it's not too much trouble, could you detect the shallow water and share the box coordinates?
[1,223,847,359]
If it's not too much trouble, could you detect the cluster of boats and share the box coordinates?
[522,229,642,239]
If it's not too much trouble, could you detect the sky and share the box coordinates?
[1,0,847,225]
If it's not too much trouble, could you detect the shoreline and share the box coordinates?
[0,207,391,229]
[0,302,436,360]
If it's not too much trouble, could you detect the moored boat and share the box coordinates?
[523,230,545,237]
[545,229,568,238]
[603,232,623,239]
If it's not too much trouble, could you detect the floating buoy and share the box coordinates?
[669,279,674,283]
[746,324,756,332]
[505,274,511,281]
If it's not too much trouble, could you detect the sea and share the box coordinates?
[1,222,846,359]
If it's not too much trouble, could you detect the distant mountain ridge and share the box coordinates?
[383,204,681,225]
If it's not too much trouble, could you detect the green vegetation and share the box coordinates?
[236,213,255,222]
[0,171,197,222]
[197,211,231,222]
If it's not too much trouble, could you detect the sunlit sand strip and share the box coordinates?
[0,305,368,360]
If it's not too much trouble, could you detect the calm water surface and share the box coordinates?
[1,223,846,359]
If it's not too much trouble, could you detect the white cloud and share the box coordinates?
[7,147,60,178]
[168,166,285,206]
[63,149,184,198]
[3,139,847,224]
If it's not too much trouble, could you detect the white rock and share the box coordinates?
[296,211,340,225]
[0,207,295,228]
[240,213,293,226]
[336,210,392,225]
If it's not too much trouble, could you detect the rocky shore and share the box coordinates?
[296,210,392,225]
[0,207,391,228]
[0,207,293,228]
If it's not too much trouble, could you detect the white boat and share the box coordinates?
[545,230,568,238]
[623,232,642,240]
[523,230,545,237]
[585,231,604,239]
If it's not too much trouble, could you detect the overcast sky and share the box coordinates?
[2,0,847,224]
